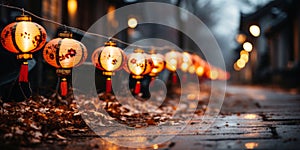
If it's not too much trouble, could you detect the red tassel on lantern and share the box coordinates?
[172,73,177,84]
[106,77,112,93]
[19,61,29,82]
[134,81,141,95]
[60,78,68,97]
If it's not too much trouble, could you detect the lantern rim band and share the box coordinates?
[149,49,157,54]
[58,31,73,38]
[104,41,117,47]
[103,71,114,76]
[134,48,144,53]
[15,15,32,22]
[132,75,143,79]
[56,68,72,76]
[17,53,33,60]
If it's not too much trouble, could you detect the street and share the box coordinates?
[12,84,298,150]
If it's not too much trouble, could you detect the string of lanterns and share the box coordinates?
[0,7,230,98]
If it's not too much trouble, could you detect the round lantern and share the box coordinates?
[149,50,165,77]
[180,52,192,73]
[164,50,182,84]
[43,31,87,97]
[125,49,153,95]
[1,15,47,83]
[91,41,125,93]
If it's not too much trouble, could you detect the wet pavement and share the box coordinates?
[4,84,300,150]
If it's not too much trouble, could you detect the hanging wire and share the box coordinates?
[0,4,174,51]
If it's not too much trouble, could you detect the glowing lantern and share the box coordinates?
[196,66,205,77]
[191,54,206,77]
[125,49,153,95]
[148,50,165,87]
[91,41,125,93]
[180,52,192,72]
[209,68,219,80]
[243,42,253,52]
[43,31,87,97]
[149,50,165,77]
[165,50,182,84]
[249,25,260,37]
[0,15,47,83]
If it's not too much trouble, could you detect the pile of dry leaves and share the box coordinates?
[0,84,209,146]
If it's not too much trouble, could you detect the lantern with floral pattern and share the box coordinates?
[91,41,125,93]
[43,31,87,97]
[125,49,153,95]
[1,15,47,83]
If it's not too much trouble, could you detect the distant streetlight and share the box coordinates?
[237,59,246,69]
[249,25,260,37]
[243,42,253,52]
[233,62,241,71]
[236,33,246,44]
[68,0,77,16]
[240,50,249,62]
[128,17,138,29]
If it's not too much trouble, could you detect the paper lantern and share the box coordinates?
[43,31,87,97]
[91,41,125,93]
[125,49,153,94]
[180,52,192,73]
[149,50,165,77]
[165,50,182,84]
[0,15,47,83]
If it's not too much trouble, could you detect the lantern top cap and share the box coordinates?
[149,49,157,54]
[105,40,117,47]
[134,48,144,53]
[15,15,32,22]
[58,31,73,38]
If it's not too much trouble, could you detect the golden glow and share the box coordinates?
[249,25,260,37]
[210,69,218,80]
[243,42,253,52]
[244,114,258,119]
[237,59,246,69]
[153,144,159,149]
[233,62,241,71]
[107,5,116,21]
[43,38,87,69]
[236,33,246,44]
[127,51,153,76]
[188,65,196,74]
[128,17,138,29]
[196,66,204,76]
[240,53,249,62]
[181,52,192,72]
[181,63,189,72]
[99,46,123,71]
[128,53,145,75]
[240,50,249,55]
[68,0,77,16]
[165,51,181,72]
[245,142,259,149]
[150,53,165,75]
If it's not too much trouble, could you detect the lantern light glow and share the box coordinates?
[128,17,138,29]
[249,25,260,37]
[243,42,253,52]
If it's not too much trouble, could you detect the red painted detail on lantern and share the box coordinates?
[0,20,47,54]
[91,44,125,72]
[43,38,87,69]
